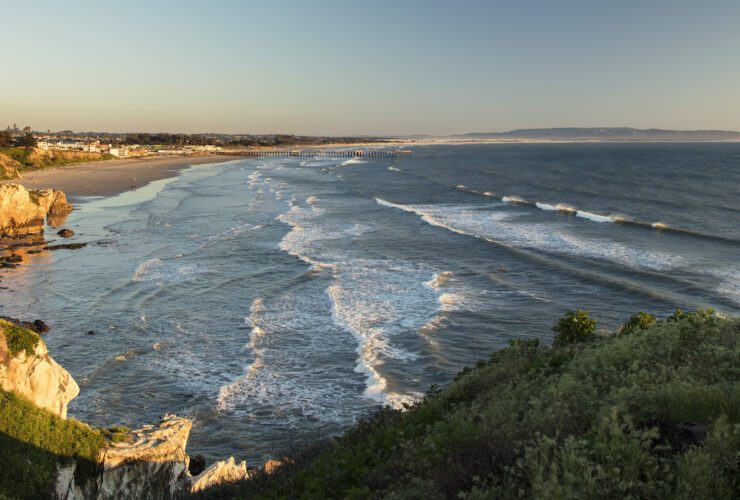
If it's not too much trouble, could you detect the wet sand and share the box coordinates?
[4,155,235,201]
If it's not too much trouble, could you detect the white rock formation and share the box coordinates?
[190,456,250,493]
[0,320,79,418]
[97,415,193,499]
[1,320,251,498]
[54,415,194,500]
[0,183,73,237]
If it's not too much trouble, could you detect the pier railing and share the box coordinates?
[219,150,411,158]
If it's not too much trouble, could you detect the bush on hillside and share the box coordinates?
[0,390,106,499]
[619,311,657,336]
[552,308,597,346]
[195,309,739,499]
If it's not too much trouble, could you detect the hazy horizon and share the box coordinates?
[3,0,740,135]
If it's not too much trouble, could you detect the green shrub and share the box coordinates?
[196,311,739,499]
[0,390,106,499]
[619,311,657,335]
[0,319,40,357]
[552,309,597,346]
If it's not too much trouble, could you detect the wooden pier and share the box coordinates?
[220,149,411,158]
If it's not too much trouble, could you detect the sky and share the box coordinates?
[2,0,740,136]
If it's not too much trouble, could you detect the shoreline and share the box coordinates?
[6,138,738,200]
[2,155,236,201]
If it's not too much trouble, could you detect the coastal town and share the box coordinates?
[1,125,395,158]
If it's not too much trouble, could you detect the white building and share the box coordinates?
[109,147,129,158]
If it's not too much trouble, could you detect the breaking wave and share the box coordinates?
[340,157,366,166]
[375,198,683,271]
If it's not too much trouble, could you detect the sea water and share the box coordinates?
[1,143,738,461]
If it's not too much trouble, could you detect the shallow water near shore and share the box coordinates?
[1,143,738,462]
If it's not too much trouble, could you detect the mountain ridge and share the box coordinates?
[449,127,740,141]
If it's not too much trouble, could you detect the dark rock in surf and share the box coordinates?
[0,316,50,334]
[45,243,87,251]
[0,254,23,268]
[33,320,50,334]
[57,229,75,238]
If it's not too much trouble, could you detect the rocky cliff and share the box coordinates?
[0,184,73,237]
[56,415,196,499]
[54,415,251,499]
[0,319,250,499]
[0,319,79,418]
[0,152,21,180]
[190,456,250,493]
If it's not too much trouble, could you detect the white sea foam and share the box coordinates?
[426,270,454,290]
[375,198,682,271]
[217,290,369,422]
[276,204,339,269]
[536,202,577,214]
[388,166,402,172]
[327,259,438,407]
[502,195,528,204]
[247,171,262,187]
[274,197,443,407]
[132,257,208,284]
[145,321,242,395]
[340,157,366,166]
[576,210,613,223]
[238,177,451,409]
[707,267,740,305]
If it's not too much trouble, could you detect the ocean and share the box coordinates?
[2,142,738,462]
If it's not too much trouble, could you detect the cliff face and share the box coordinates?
[190,456,250,493]
[0,153,21,180]
[0,321,252,499]
[54,415,250,499]
[0,320,79,419]
[98,415,193,498]
[55,415,195,500]
[27,148,106,164]
[0,183,73,237]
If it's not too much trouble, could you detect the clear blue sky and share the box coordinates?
[2,0,739,135]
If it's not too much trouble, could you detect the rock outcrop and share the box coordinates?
[54,415,250,499]
[0,319,79,418]
[1,320,251,498]
[97,415,193,499]
[27,148,105,165]
[0,152,21,180]
[0,184,73,237]
[190,456,250,493]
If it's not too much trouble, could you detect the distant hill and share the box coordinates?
[453,127,740,142]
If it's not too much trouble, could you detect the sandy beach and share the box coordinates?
[3,155,235,201]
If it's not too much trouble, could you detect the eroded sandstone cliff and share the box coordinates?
[0,320,250,499]
[0,184,73,237]
[0,153,21,180]
[54,415,251,499]
[0,319,79,418]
